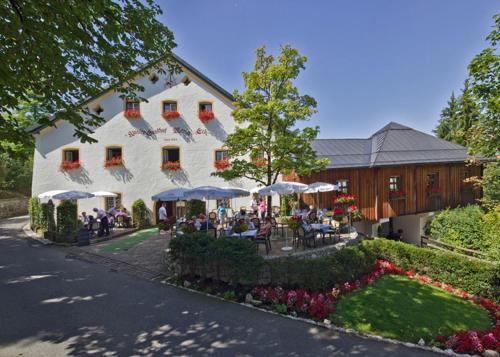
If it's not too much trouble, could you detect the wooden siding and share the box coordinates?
[288,162,482,221]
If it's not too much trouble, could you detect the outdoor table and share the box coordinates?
[231,229,258,239]
[310,223,333,245]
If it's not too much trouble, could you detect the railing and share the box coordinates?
[421,236,492,262]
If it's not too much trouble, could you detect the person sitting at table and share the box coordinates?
[93,207,109,236]
[236,208,246,220]
[80,212,89,226]
[257,217,272,237]
[107,205,118,217]
[197,213,215,230]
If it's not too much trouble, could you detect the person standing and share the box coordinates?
[217,202,226,226]
[258,198,267,219]
[158,202,168,223]
[250,197,258,216]
[93,207,109,236]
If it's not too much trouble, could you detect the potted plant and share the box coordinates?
[214,159,230,171]
[199,110,215,123]
[333,207,344,222]
[124,108,141,119]
[60,161,81,171]
[104,156,123,168]
[287,215,301,231]
[162,111,180,120]
[334,193,356,205]
[233,219,248,237]
[181,220,197,234]
[161,161,181,171]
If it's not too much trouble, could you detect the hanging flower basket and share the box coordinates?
[252,157,267,168]
[334,193,356,205]
[60,161,81,171]
[161,161,181,171]
[124,109,141,119]
[198,110,215,123]
[162,111,180,120]
[426,186,441,198]
[214,159,230,171]
[333,207,344,221]
[389,189,407,200]
[104,157,123,168]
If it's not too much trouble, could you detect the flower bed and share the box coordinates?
[214,159,230,170]
[104,157,123,168]
[124,109,141,119]
[162,111,180,120]
[60,161,81,171]
[161,161,181,171]
[199,110,215,123]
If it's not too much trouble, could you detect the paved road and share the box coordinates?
[0,216,439,357]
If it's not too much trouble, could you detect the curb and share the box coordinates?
[158,280,476,357]
[22,224,53,245]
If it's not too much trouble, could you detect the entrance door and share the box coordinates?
[154,201,176,223]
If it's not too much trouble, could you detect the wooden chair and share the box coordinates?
[254,229,272,254]
[296,226,316,250]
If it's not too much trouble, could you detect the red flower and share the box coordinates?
[252,157,267,168]
[334,193,356,205]
[214,159,230,170]
[104,156,123,167]
[389,189,407,199]
[162,111,180,119]
[199,110,215,123]
[124,109,141,119]
[161,161,181,171]
[60,161,81,171]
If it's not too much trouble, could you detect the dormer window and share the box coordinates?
[124,100,140,119]
[198,102,214,123]
[162,101,180,119]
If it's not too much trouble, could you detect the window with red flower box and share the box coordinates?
[162,101,180,119]
[214,150,230,170]
[337,179,349,194]
[124,100,141,119]
[388,176,406,200]
[104,147,123,167]
[161,147,181,171]
[60,149,80,171]
[426,172,441,197]
[198,102,214,123]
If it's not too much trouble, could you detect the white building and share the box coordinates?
[29,55,255,220]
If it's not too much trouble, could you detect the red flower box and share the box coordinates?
[198,110,215,123]
[60,161,81,171]
[426,186,441,197]
[124,109,141,119]
[104,156,123,168]
[214,159,230,170]
[389,189,407,200]
[334,193,356,205]
[162,111,180,120]
[161,161,181,171]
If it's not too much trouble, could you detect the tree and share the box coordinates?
[467,14,500,157]
[434,92,459,141]
[213,45,328,215]
[0,0,177,145]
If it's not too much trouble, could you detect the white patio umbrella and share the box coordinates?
[38,190,69,199]
[257,181,309,251]
[52,190,95,200]
[303,182,338,208]
[221,187,251,220]
[184,186,234,230]
[91,191,118,197]
[151,187,191,202]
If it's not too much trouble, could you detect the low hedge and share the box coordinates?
[132,199,150,228]
[363,239,500,302]
[56,200,78,243]
[169,232,264,284]
[28,197,41,231]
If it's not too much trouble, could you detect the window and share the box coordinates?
[389,176,400,191]
[199,102,212,112]
[337,179,349,194]
[427,172,439,189]
[162,147,180,163]
[125,100,140,111]
[215,150,228,161]
[105,193,122,211]
[106,147,122,161]
[163,101,177,112]
[63,149,79,163]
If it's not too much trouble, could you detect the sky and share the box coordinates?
[158,0,498,139]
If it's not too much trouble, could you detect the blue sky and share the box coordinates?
[159,0,498,138]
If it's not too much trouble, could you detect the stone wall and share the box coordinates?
[0,198,28,219]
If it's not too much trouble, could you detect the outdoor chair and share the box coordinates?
[89,222,100,238]
[251,217,260,230]
[308,211,318,223]
[115,215,124,228]
[270,217,279,236]
[295,226,316,250]
[254,229,272,254]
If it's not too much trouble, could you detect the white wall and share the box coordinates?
[32,65,256,217]
[392,212,435,246]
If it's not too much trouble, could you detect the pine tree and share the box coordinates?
[434,92,459,141]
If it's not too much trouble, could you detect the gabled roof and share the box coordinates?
[313,121,482,169]
[26,54,234,134]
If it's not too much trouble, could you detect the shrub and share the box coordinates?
[186,199,206,218]
[169,232,264,284]
[56,200,78,243]
[132,199,150,228]
[482,206,500,261]
[428,205,485,251]
[363,239,500,302]
[39,201,56,240]
[266,244,376,291]
[28,197,41,231]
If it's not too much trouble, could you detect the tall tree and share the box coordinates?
[467,14,500,157]
[434,91,459,141]
[213,45,328,214]
[0,0,177,145]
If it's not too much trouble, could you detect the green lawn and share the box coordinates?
[332,274,491,343]
[100,227,158,253]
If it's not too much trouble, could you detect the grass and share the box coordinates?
[100,227,158,253]
[332,274,491,343]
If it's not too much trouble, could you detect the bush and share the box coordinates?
[169,232,264,284]
[56,200,78,243]
[185,199,206,218]
[428,205,485,251]
[28,197,40,231]
[267,244,377,291]
[39,201,56,240]
[482,206,500,260]
[132,199,150,228]
[363,239,500,301]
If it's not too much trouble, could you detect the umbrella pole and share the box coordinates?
[281,193,293,252]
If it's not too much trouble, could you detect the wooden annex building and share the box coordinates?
[288,122,484,245]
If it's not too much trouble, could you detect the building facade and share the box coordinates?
[29,56,254,219]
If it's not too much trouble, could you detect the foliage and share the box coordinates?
[169,232,264,284]
[222,290,236,300]
[212,45,328,215]
[233,220,248,233]
[434,92,460,141]
[0,0,177,145]
[186,199,206,218]
[332,274,491,343]
[482,207,500,261]
[437,327,500,355]
[272,303,288,314]
[180,220,197,234]
[132,199,150,228]
[28,197,41,231]
[0,152,33,196]
[363,239,500,301]
[428,205,485,251]
[56,200,78,243]
[481,161,500,209]
[39,202,56,239]
[280,194,297,216]
[466,14,500,157]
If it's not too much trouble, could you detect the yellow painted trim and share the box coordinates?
[161,145,181,165]
[161,99,178,113]
[61,147,80,163]
[104,145,124,161]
